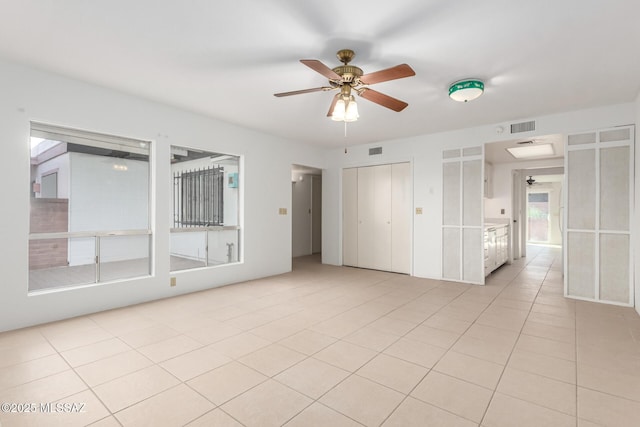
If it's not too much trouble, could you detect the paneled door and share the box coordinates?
[342,168,358,267]
[358,164,392,270]
[391,162,411,273]
[342,163,411,274]
[564,126,634,305]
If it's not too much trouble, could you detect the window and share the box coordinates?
[170,147,240,271]
[29,123,151,292]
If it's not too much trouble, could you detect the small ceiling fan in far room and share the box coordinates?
[274,49,415,122]
[526,176,540,186]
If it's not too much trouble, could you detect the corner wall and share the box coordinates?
[0,59,325,332]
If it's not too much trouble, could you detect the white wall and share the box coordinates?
[0,58,325,332]
[323,103,636,283]
[636,91,640,314]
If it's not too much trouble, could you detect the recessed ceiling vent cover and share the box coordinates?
[369,147,382,155]
[510,120,536,134]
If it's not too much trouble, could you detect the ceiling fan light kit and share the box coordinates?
[448,79,484,102]
[274,49,415,123]
[332,95,359,122]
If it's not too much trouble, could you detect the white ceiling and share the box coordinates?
[1,1,639,148]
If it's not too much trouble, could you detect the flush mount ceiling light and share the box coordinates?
[448,79,484,102]
[506,143,555,159]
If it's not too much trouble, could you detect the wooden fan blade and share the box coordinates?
[359,88,408,112]
[360,64,415,85]
[326,94,339,117]
[274,87,332,97]
[300,59,342,80]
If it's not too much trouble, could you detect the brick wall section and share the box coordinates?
[29,198,69,269]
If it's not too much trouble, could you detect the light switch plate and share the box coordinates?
[279,208,287,215]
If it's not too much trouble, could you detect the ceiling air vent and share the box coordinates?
[369,147,382,155]
[510,120,536,134]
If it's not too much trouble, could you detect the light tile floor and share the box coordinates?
[2,245,640,426]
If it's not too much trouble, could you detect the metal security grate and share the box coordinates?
[173,166,224,227]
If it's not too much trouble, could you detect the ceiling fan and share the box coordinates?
[526,176,537,186]
[274,49,415,120]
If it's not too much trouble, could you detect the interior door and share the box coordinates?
[357,166,376,269]
[291,178,312,257]
[358,165,392,270]
[564,126,634,306]
[311,176,322,254]
[391,162,411,273]
[342,168,358,267]
[373,164,392,271]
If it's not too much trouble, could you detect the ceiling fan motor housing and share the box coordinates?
[332,65,363,84]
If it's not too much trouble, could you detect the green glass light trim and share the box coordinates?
[448,79,484,102]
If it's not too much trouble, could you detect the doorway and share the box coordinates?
[527,191,550,243]
[484,135,565,268]
[524,173,564,250]
[291,164,322,262]
[521,171,564,250]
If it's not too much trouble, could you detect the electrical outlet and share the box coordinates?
[415,207,423,215]
[279,208,287,215]
[170,277,176,287]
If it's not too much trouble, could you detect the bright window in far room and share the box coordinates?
[28,122,151,292]
[170,146,241,271]
[527,191,550,243]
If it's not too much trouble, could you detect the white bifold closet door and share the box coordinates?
[342,163,410,274]
[442,147,484,285]
[565,126,634,306]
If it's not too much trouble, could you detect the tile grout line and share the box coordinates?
[376,257,543,426]
[477,249,555,426]
[36,328,124,426]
